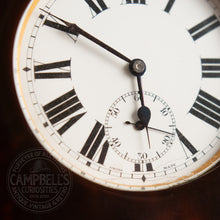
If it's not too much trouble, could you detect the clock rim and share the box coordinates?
[13,0,220,191]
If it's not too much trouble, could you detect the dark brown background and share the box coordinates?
[1,0,220,219]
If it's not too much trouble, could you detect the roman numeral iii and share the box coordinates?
[80,121,109,165]
[202,58,220,78]
[34,60,71,79]
[85,0,108,16]
[190,90,220,129]
[188,15,220,41]
[43,89,85,135]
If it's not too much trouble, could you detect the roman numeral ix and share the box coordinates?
[43,89,85,135]
[188,15,220,41]
[34,60,71,79]
[80,121,109,165]
[190,90,220,129]
[202,58,220,78]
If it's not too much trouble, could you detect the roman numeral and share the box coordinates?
[39,14,77,35]
[80,121,109,165]
[34,60,71,79]
[202,58,220,78]
[189,90,220,129]
[84,0,108,17]
[43,89,85,135]
[134,162,153,172]
[188,15,220,41]
[123,0,146,4]
[39,14,78,42]
[164,0,175,13]
[176,129,198,155]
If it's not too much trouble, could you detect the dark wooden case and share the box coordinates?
[1,0,220,219]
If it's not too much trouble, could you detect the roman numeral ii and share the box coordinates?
[188,15,220,41]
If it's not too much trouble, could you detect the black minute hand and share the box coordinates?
[40,9,131,63]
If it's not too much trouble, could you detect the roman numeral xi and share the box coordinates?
[43,89,86,135]
[190,90,220,129]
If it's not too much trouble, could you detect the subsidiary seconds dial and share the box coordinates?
[105,91,176,163]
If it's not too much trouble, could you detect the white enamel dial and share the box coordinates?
[13,0,220,191]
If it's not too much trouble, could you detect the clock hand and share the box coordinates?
[138,103,152,149]
[129,59,151,126]
[125,121,174,135]
[129,59,151,149]
[40,9,131,63]
[40,9,152,147]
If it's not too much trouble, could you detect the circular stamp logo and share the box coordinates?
[7,149,72,213]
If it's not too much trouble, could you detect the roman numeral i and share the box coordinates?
[190,90,220,129]
[176,128,198,155]
[164,0,175,13]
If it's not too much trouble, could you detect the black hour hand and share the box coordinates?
[138,106,151,126]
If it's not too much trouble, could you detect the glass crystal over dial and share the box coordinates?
[13,0,220,191]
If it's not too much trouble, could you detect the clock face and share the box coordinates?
[13,0,220,191]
